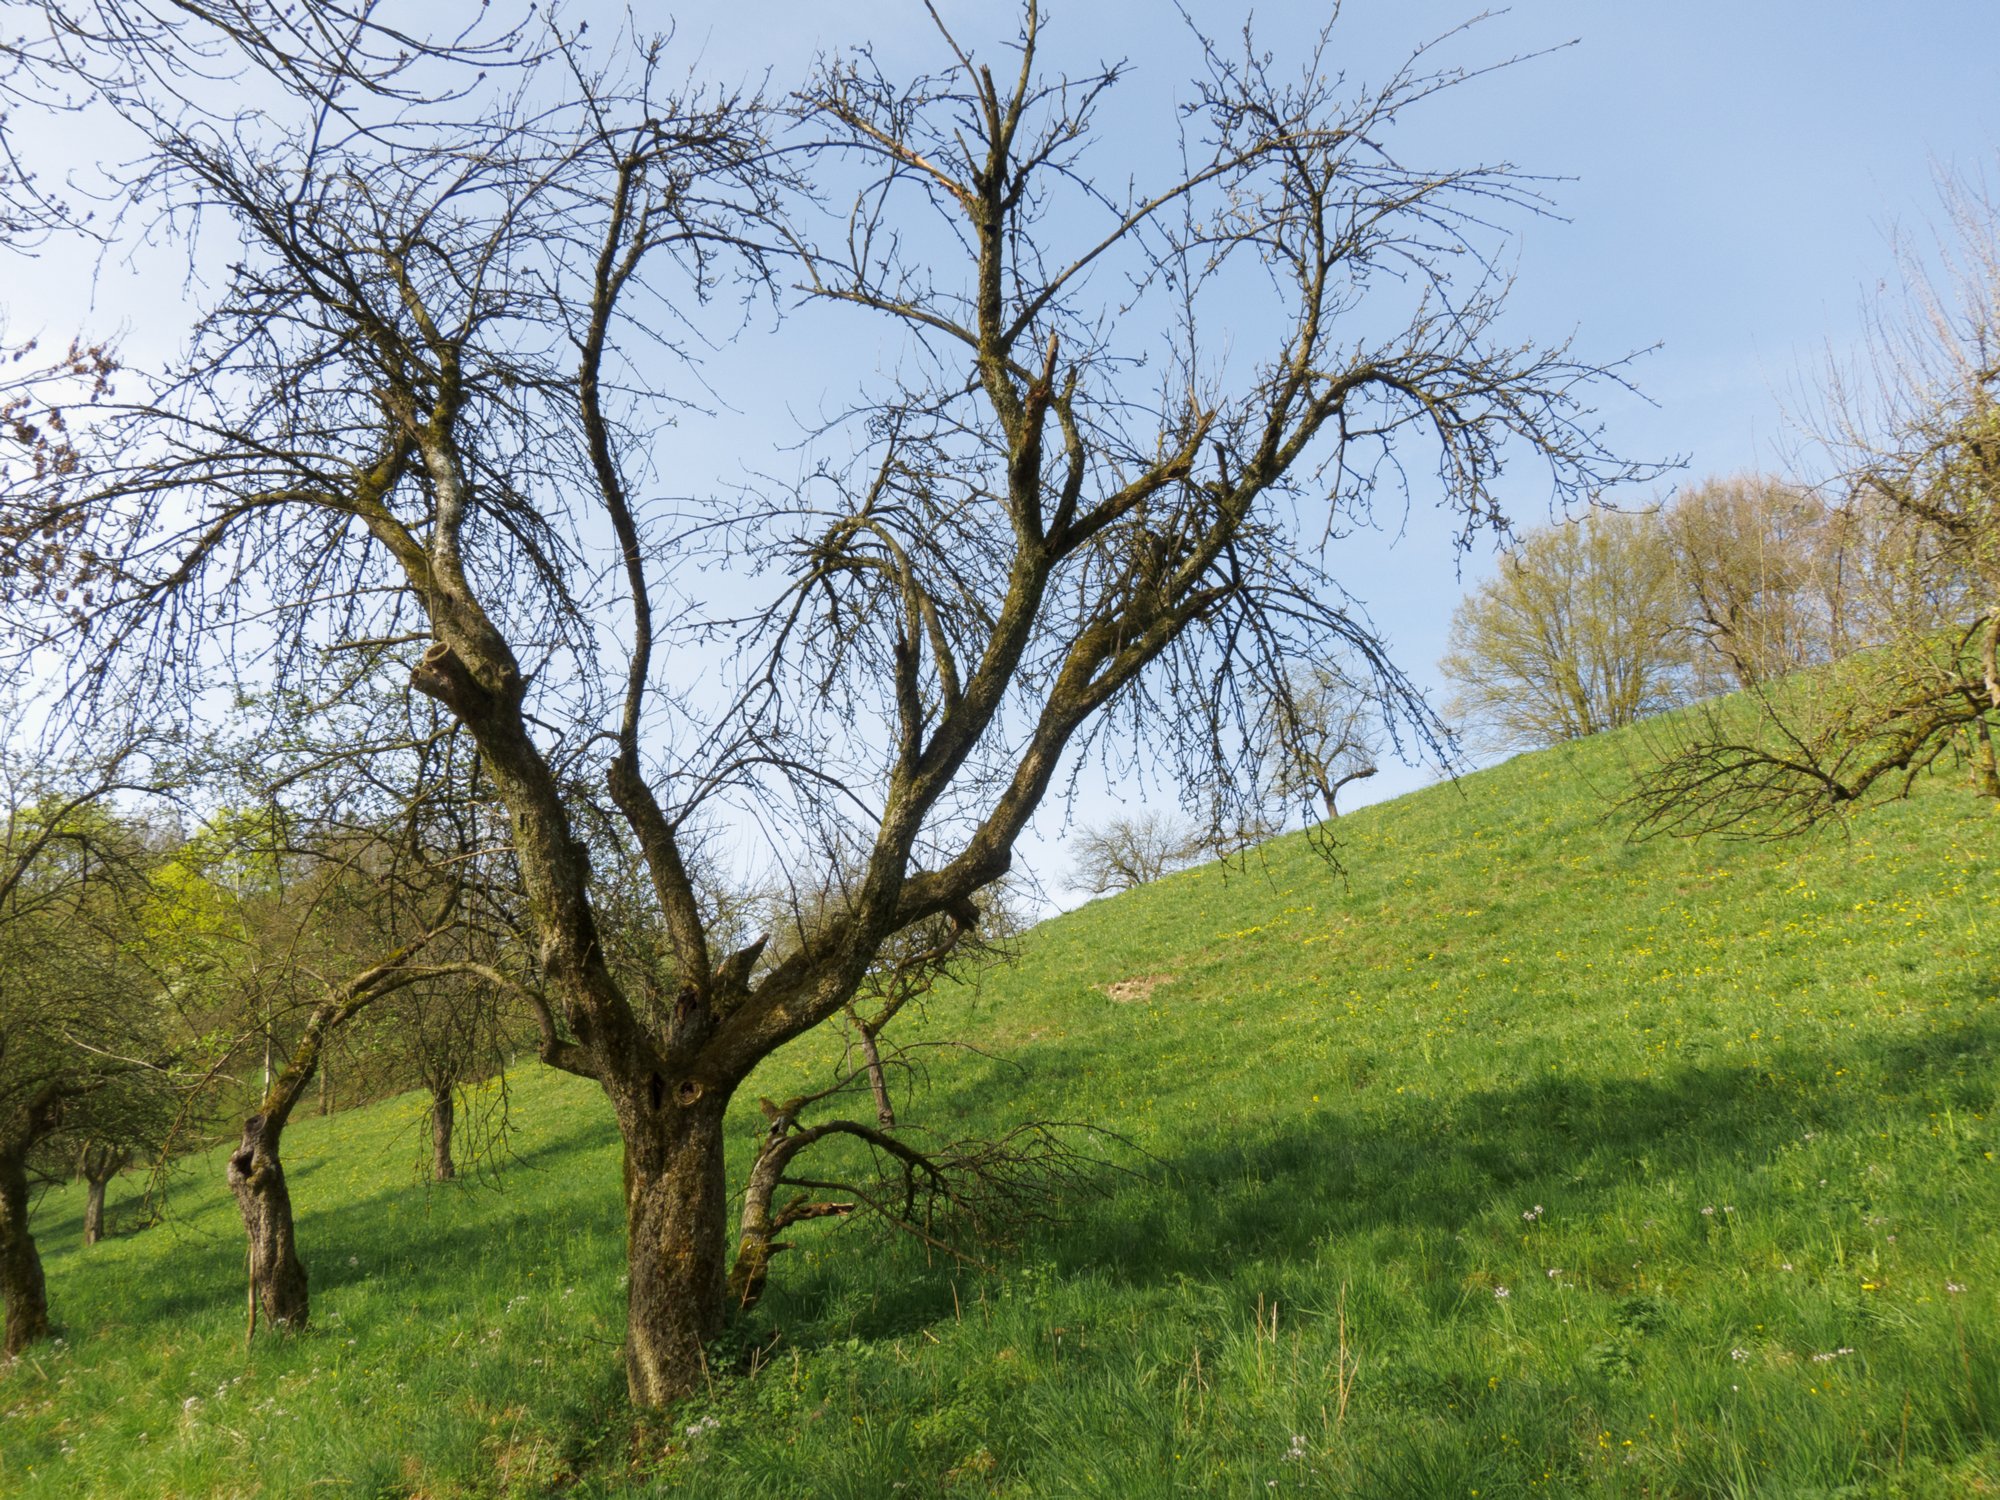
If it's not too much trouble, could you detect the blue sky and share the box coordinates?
[7,2,1998,903]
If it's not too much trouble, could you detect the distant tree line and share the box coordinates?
[1079,164,1999,889]
[1442,456,1992,765]
[1439,474,1882,751]
[1630,170,2000,835]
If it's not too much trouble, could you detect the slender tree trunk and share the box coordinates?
[621,1098,730,1406]
[79,1144,129,1247]
[225,1113,309,1330]
[430,1087,456,1183]
[858,1024,895,1128]
[0,1147,52,1357]
[83,1179,107,1247]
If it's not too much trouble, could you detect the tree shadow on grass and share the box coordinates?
[760,1002,2000,1342]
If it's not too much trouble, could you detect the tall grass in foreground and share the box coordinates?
[4,721,1999,1496]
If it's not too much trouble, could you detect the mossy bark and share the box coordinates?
[226,1113,309,1330]
[621,1098,729,1406]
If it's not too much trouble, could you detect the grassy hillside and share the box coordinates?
[6,723,2000,1497]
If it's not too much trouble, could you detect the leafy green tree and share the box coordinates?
[1659,474,1849,691]
[0,738,172,1355]
[1441,508,1689,750]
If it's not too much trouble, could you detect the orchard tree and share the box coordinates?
[151,700,499,1330]
[1262,664,1384,821]
[24,5,1657,1402]
[220,833,464,1330]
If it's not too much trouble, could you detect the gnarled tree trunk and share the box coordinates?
[621,1097,730,1407]
[0,1147,51,1357]
[430,1087,456,1182]
[220,930,451,1338]
[226,1112,309,1330]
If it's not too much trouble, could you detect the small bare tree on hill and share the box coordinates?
[1068,811,1205,894]
[1263,664,1384,820]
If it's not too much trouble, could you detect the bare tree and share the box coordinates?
[1,2,538,249]
[22,5,1657,1402]
[1068,811,1204,894]
[360,898,528,1186]
[1262,665,1383,820]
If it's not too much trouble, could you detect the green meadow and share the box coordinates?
[5,721,1999,1497]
